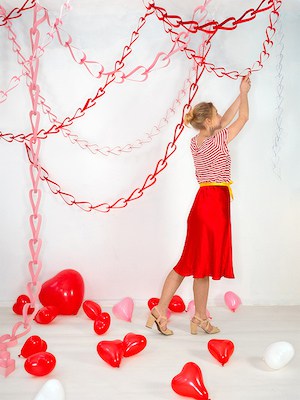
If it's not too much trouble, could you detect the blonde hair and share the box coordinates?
[184,102,214,130]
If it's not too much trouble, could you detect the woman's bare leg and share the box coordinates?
[192,277,220,333]
[153,270,184,317]
[193,277,209,319]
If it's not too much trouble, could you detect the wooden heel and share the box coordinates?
[190,320,198,335]
[146,313,155,329]
[190,316,220,334]
[145,307,174,335]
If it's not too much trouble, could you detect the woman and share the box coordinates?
[146,74,251,335]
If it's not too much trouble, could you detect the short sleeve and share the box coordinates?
[214,128,229,151]
[190,136,198,156]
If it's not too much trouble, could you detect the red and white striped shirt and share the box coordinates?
[190,128,231,183]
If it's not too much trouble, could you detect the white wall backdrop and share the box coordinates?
[0,0,299,306]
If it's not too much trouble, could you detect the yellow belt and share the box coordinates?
[199,180,234,200]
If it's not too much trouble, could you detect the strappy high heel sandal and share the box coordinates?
[190,315,220,335]
[146,307,173,336]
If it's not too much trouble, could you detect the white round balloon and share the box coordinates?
[263,341,295,370]
[33,379,65,400]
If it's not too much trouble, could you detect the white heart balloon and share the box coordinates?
[33,379,65,400]
[263,341,295,370]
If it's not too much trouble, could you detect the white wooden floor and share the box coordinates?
[0,305,299,399]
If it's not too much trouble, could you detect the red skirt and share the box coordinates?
[173,186,234,280]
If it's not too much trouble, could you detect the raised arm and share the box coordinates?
[220,95,240,128]
[227,74,251,142]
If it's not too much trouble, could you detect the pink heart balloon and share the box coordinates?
[224,291,241,312]
[112,297,134,322]
[171,362,209,400]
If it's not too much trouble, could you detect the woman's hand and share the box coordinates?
[240,73,251,94]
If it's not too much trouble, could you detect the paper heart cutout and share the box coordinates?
[0,350,15,377]
[171,362,209,400]
[39,269,84,315]
[123,333,147,357]
[97,340,123,368]
[208,339,234,366]
[12,294,34,315]
[33,379,65,400]
[94,312,111,335]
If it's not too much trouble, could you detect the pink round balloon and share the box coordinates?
[224,291,241,312]
[112,297,134,322]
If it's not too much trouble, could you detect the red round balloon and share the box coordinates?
[208,339,235,366]
[12,295,34,315]
[39,269,84,315]
[83,300,102,320]
[97,340,123,368]
[123,333,147,358]
[35,306,58,324]
[147,297,159,310]
[94,312,111,335]
[168,295,186,313]
[24,352,56,376]
[19,335,47,358]
[171,362,209,400]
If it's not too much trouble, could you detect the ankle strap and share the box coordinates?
[192,315,208,323]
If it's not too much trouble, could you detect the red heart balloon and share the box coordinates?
[147,297,159,310]
[83,300,102,320]
[97,340,123,368]
[24,351,56,376]
[168,295,185,313]
[123,333,147,357]
[19,335,48,358]
[12,295,34,315]
[34,306,59,324]
[94,312,111,335]
[208,339,234,366]
[171,362,209,400]
[39,269,84,315]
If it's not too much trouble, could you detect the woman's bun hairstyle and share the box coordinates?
[184,108,194,126]
[184,102,214,130]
